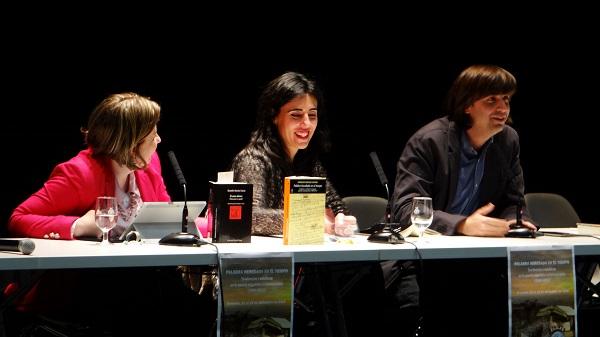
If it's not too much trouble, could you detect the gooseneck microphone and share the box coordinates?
[367,152,404,244]
[159,151,204,246]
[516,202,522,227]
[168,151,188,233]
[369,151,391,223]
[168,150,187,187]
[0,238,35,255]
[506,197,536,238]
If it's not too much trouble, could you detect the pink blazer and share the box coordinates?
[8,148,171,239]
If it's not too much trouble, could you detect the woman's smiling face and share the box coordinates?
[273,94,318,160]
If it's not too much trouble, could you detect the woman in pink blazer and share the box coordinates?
[4,93,212,336]
[9,92,170,240]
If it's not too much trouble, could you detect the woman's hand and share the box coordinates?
[72,209,101,239]
[334,213,358,237]
[324,208,336,234]
[324,209,358,236]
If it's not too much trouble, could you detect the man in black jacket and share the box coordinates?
[388,65,537,337]
[392,64,536,235]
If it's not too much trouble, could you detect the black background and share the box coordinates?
[2,13,599,235]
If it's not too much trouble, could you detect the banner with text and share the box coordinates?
[219,252,294,337]
[508,246,577,337]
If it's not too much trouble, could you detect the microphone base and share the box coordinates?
[505,227,537,238]
[368,224,405,244]
[159,232,204,246]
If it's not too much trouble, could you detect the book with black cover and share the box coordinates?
[209,182,253,243]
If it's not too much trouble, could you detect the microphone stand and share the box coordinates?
[159,152,202,246]
[365,151,404,243]
[367,183,404,244]
[181,184,189,233]
[506,197,536,238]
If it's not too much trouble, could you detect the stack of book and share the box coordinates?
[577,223,600,235]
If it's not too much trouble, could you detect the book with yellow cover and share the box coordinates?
[283,176,326,245]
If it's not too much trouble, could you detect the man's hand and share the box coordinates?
[456,203,511,237]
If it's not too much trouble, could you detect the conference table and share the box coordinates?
[1,230,598,337]
[1,230,599,270]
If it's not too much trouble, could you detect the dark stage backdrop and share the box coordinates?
[2,40,599,236]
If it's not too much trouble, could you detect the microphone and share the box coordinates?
[369,151,391,223]
[160,151,204,246]
[506,197,536,238]
[168,151,187,187]
[370,151,388,186]
[516,202,523,227]
[366,152,404,244]
[0,239,35,255]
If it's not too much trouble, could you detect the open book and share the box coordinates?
[118,201,206,241]
[361,222,441,237]
[399,224,442,237]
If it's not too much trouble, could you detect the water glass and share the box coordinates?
[95,196,117,244]
[411,197,433,240]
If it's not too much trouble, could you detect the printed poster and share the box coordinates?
[508,246,577,337]
[218,252,294,337]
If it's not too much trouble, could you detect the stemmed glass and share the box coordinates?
[95,196,117,245]
[411,197,433,241]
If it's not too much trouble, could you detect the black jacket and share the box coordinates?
[391,117,531,235]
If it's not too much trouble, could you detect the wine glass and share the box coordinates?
[95,196,117,245]
[411,196,433,241]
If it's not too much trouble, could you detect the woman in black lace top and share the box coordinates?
[231,71,355,236]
